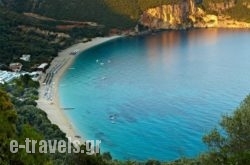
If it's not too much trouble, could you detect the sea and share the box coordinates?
[59,29,250,161]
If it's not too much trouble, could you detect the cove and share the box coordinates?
[59,29,250,161]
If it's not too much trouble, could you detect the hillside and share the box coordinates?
[140,0,250,29]
[1,0,250,29]
[1,1,250,165]
[1,75,250,164]
[0,7,107,71]
[0,0,137,29]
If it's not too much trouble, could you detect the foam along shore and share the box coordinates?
[37,36,121,142]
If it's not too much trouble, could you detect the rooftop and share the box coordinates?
[37,63,48,69]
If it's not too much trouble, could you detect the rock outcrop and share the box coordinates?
[218,15,250,28]
[139,0,218,30]
[208,0,235,13]
[243,2,250,9]
[139,0,250,30]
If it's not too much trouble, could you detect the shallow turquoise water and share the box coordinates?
[59,29,250,161]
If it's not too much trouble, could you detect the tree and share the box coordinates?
[0,90,51,165]
[69,145,107,165]
[0,90,13,111]
[203,95,250,165]
[145,160,161,165]
[102,152,112,161]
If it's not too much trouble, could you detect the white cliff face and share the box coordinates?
[140,5,184,29]
[139,0,218,29]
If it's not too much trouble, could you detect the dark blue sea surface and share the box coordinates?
[59,29,250,161]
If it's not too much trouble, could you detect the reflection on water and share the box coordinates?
[60,29,250,161]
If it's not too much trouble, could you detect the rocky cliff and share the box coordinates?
[139,0,250,30]
[207,0,235,13]
[2,0,250,30]
[139,0,216,29]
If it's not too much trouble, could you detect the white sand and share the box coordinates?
[37,36,121,142]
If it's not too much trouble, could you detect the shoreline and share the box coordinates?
[36,35,122,142]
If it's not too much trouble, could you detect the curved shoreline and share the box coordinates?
[37,36,122,142]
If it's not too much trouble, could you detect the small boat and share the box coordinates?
[109,114,117,121]
[63,107,75,110]
[100,62,104,66]
[96,59,99,63]
[109,115,115,120]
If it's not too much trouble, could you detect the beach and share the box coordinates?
[36,36,121,142]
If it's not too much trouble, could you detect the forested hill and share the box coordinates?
[1,0,250,29]
[0,6,107,71]
[1,0,142,29]
[1,0,250,69]
[1,0,178,28]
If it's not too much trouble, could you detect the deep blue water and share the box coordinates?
[59,29,250,161]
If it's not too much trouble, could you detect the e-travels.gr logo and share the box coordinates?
[10,138,101,155]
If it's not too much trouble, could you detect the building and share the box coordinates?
[29,71,42,81]
[37,63,48,72]
[20,54,31,62]
[9,63,23,72]
[0,70,20,84]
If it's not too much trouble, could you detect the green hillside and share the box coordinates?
[0,0,186,29]
[0,76,112,165]
[0,6,107,71]
[1,0,250,164]
[2,0,250,28]
[1,76,250,164]
[0,7,59,69]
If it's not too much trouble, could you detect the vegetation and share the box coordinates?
[1,0,250,164]
[0,6,59,70]
[0,77,111,164]
[0,0,195,29]
[201,0,250,22]
[2,0,250,29]
[1,75,250,164]
[0,89,50,164]
[0,6,108,71]
[202,95,250,164]
[225,3,250,23]
[1,0,136,29]
[2,74,40,106]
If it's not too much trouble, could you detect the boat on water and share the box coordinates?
[109,114,118,124]
[109,115,115,120]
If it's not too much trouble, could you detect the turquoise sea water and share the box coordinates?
[59,29,250,161]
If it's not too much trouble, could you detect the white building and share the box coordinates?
[37,63,48,72]
[29,71,42,81]
[0,70,20,84]
[20,54,31,62]
[9,63,23,72]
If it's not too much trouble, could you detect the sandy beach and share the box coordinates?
[37,36,121,142]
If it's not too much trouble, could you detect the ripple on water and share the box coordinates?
[59,29,250,161]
